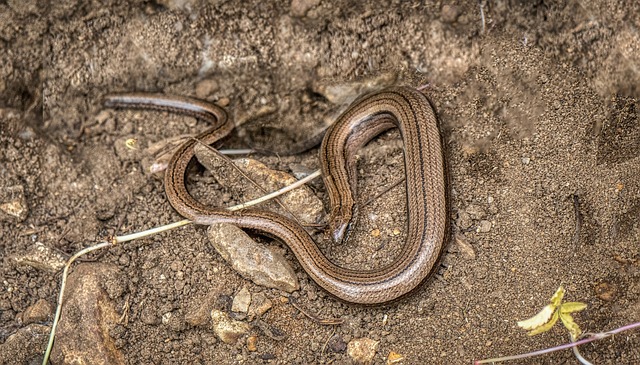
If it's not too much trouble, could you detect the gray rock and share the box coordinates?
[208,223,300,293]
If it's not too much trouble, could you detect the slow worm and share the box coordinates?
[104,86,446,304]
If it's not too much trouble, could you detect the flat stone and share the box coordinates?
[232,286,251,313]
[50,263,125,365]
[210,309,250,344]
[195,146,323,225]
[12,241,67,272]
[208,223,300,293]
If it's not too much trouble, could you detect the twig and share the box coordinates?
[42,169,323,364]
[230,170,322,211]
[474,321,640,364]
[361,177,404,208]
[42,241,114,364]
[478,0,486,34]
[290,299,344,325]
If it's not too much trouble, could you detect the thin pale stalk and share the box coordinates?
[474,322,640,364]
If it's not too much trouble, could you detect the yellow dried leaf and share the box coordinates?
[559,312,582,339]
[560,302,587,313]
[527,310,560,336]
[387,351,404,364]
[517,304,555,330]
[549,286,565,307]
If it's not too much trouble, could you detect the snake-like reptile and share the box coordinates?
[104,86,446,304]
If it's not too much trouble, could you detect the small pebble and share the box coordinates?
[195,79,219,99]
[211,309,250,344]
[477,220,492,233]
[521,157,531,164]
[328,335,347,353]
[594,282,616,301]
[21,299,52,324]
[232,286,252,313]
[347,337,378,364]
[441,5,460,23]
[247,335,258,351]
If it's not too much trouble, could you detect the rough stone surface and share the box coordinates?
[0,184,28,222]
[195,147,323,225]
[207,223,300,293]
[21,298,52,324]
[0,323,50,365]
[231,286,251,313]
[210,309,250,344]
[12,241,67,272]
[290,0,320,17]
[347,337,379,364]
[50,263,125,365]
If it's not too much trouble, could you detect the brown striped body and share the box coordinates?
[104,86,446,304]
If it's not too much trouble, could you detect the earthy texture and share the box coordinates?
[1,1,638,364]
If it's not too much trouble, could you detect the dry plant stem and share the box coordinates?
[42,241,114,365]
[572,335,593,365]
[474,321,640,364]
[42,171,322,365]
[229,169,321,211]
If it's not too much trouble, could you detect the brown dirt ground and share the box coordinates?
[1,0,639,364]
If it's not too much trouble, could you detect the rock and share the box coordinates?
[0,184,28,222]
[194,147,323,225]
[247,335,258,351]
[594,282,617,301]
[232,286,252,313]
[195,79,219,99]
[210,309,250,344]
[477,220,492,233]
[456,211,472,230]
[207,223,300,292]
[50,263,125,365]
[465,204,485,220]
[290,0,320,17]
[185,292,219,327]
[0,324,50,365]
[441,5,460,23]
[454,233,476,260]
[248,292,273,320]
[21,299,52,325]
[327,334,347,353]
[347,337,379,364]
[312,75,396,106]
[12,241,66,272]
